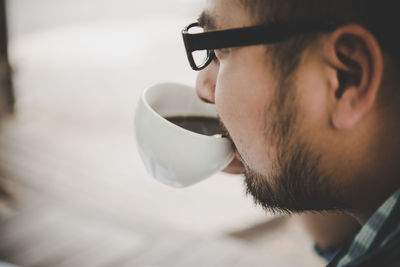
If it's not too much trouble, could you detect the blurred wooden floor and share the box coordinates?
[0,115,318,267]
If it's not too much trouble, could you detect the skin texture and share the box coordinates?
[195,0,400,226]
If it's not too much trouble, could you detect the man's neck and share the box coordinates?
[350,181,400,224]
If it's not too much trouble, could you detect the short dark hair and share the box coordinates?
[238,0,399,83]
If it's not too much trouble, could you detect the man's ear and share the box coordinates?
[322,24,383,130]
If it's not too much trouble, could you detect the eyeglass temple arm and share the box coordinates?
[182,21,337,52]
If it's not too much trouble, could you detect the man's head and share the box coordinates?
[193,0,400,221]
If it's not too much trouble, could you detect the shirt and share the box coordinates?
[328,189,400,267]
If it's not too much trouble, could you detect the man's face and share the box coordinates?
[196,0,343,213]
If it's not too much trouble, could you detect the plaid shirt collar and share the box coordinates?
[329,189,400,267]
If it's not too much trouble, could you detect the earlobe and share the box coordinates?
[324,25,383,131]
[332,89,366,130]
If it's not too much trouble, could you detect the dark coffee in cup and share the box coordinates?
[165,116,223,136]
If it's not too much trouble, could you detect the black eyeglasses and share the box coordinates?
[182,21,338,71]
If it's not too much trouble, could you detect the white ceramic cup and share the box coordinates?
[134,82,235,187]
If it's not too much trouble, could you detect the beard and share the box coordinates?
[243,140,344,214]
[224,75,345,214]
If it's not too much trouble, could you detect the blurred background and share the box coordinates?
[0,0,326,266]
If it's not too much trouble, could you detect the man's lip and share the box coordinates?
[230,140,241,160]
[234,149,243,161]
[223,149,245,174]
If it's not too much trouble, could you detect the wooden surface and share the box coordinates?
[0,116,297,267]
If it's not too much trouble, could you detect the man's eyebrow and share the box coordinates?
[198,11,216,30]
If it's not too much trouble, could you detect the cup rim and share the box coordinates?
[141,82,230,142]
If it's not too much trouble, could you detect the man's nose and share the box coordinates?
[195,61,218,104]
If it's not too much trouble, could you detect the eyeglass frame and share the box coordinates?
[182,21,339,71]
